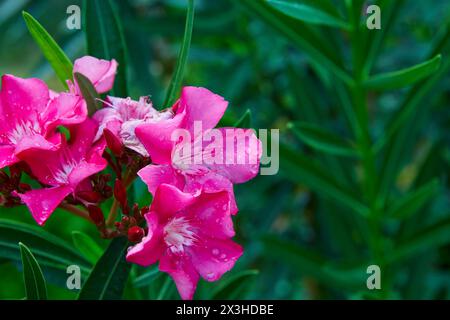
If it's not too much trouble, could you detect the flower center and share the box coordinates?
[164,217,197,254]
[7,121,41,144]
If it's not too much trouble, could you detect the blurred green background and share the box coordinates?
[0,0,449,300]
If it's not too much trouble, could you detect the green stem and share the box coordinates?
[59,203,92,222]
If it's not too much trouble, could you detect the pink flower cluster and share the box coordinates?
[0,56,261,299]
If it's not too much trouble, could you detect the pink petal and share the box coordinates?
[151,184,195,221]
[18,186,72,225]
[187,191,235,239]
[204,128,261,184]
[68,159,106,187]
[177,86,228,134]
[126,213,165,266]
[184,172,238,215]
[0,145,18,169]
[43,93,86,132]
[73,56,117,94]
[189,237,243,282]
[92,107,122,141]
[68,118,99,161]
[14,134,61,155]
[135,113,185,164]
[159,250,199,300]
[0,75,49,126]
[138,164,184,196]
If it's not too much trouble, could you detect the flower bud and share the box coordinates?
[88,205,104,226]
[77,191,101,203]
[104,128,124,156]
[128,226,145,243]
[114,179,127,207]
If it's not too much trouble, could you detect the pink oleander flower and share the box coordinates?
[0,75,86,169]
[92,96,173,156]
[136,87,261,214]
[68,56,118,95]
[15,119,107,225]
[126,183,243,300]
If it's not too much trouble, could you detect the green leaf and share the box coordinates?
[388,216,450,264]
[288,122,358,157]
[234,0,352,85]
[262,236,366,289]
[280,143,368,216]
[19,242,47,300]
[211,270,259,299]
[83,0,128,96]
[0,219,91,273]
[22,11,73,88]
[74,72,100,116]
[364,54,442,90]
[71,231,103,265]
[387,180,440,219]
[163,0,195,107]
[266,0,348,29]
[132,266,160,288]
[233,109,252,128]
[78,237,131,300]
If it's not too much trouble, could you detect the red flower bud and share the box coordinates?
[77,191,101,203]
[128,226,145,243]
[88,205,104,226]
[104,128,124,156]
[0,170,9,184]
[19,183,31,192]
[114,179,127,207]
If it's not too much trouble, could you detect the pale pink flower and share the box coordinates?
[16,119,107,225]
[92,96,173,156]
[0,75,86,169]
[136,87,261,214]
[126,183,242,300]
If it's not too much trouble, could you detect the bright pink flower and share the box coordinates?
[0,75,86,169]
[136,87,261,214]
[16,119,107,225]
[126,183,242,300]
[69,56,118,95]
[92,96,173,156]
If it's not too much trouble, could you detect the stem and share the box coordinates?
[347,0,387,298]
[59,203,92,222]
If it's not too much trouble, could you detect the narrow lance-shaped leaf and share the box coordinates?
[78,237,131,300]
[71,231,104,265]
[22,11,73,88]
[163,0,195,107]
[364,54,442,90]
[74,72,101,116]
[233,109,252,128]
[0,219,91,274]
[266,0,349,29]
[19,242,48,300]
[211,270,259,299]
[132,266,160,288]
[288,122,358,157]
[83,0,128,96]
[387,179,440,219]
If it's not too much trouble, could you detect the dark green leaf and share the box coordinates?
[388,216,450,264]
[364,55,442,90]
[74,72,100,116]
[289,122,357,157]
[71,231,103,265]
[211,270,258,299]
[280,143,368,216]
[22,11,73,88]
[19,242,47,300]
[266,0,348,29]
[0,219,91,274]
[233,109,252,128]
[78,237,131,300]
[83,0,128,96]
[132,266,160,288]
[388,180,440,219]
[262,236,366,289]
[163,0,195,107]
